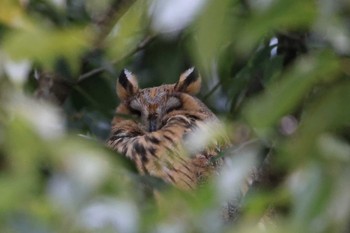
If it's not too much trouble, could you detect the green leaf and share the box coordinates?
[2,26,91,73]
[284,80,350,162]
[192,0,235,71]
[289,164,332,230]
[104,0,148,61]
[243,51,340,134]
[0,0,29,28]
[238,0,316,51]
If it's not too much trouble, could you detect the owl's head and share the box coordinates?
[116,68,202,132]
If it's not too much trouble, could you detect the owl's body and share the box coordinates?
[107,68,222,190]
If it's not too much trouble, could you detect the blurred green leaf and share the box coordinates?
[238,0,316,51]
[0,0,30,28]
[284,80,350,163]
[104,0,148,61]
[192,0,235,71]
[244,51,340,134]
[0,118,47,214]
[2,26,91,73]
[289,164,331,230]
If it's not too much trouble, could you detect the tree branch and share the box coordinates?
[77,35,156,83]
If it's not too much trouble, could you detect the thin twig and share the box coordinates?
[77,35,156,83]
[203,81,222,100]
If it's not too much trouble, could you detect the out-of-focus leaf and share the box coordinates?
[105,0,148,61]
[318,135,350,162]
[2,26,91,73]
[192,0,234,72]
[284,81,350,162]
[238,0,316,51]
[0,117,46,214]
[288,164,332,230]
[326,167,350,232]
[0,0,30,28]
[243,51,339,134]
[85,0,114,19]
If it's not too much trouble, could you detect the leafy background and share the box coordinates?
[0,0,350,232]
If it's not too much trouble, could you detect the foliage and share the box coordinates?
[0,0,350,232]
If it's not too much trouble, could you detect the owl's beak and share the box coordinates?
[148,115,158,132]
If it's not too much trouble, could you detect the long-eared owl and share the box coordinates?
[106,68,223,190]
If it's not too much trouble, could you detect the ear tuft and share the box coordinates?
[117,69,139,100]
[175,67,201,95]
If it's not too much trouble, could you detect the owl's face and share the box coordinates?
[128,87,182,132]
[116,68,201,132]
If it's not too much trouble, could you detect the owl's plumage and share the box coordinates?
[107,68,223,190]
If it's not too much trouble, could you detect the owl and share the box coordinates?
[106,68,224,190]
